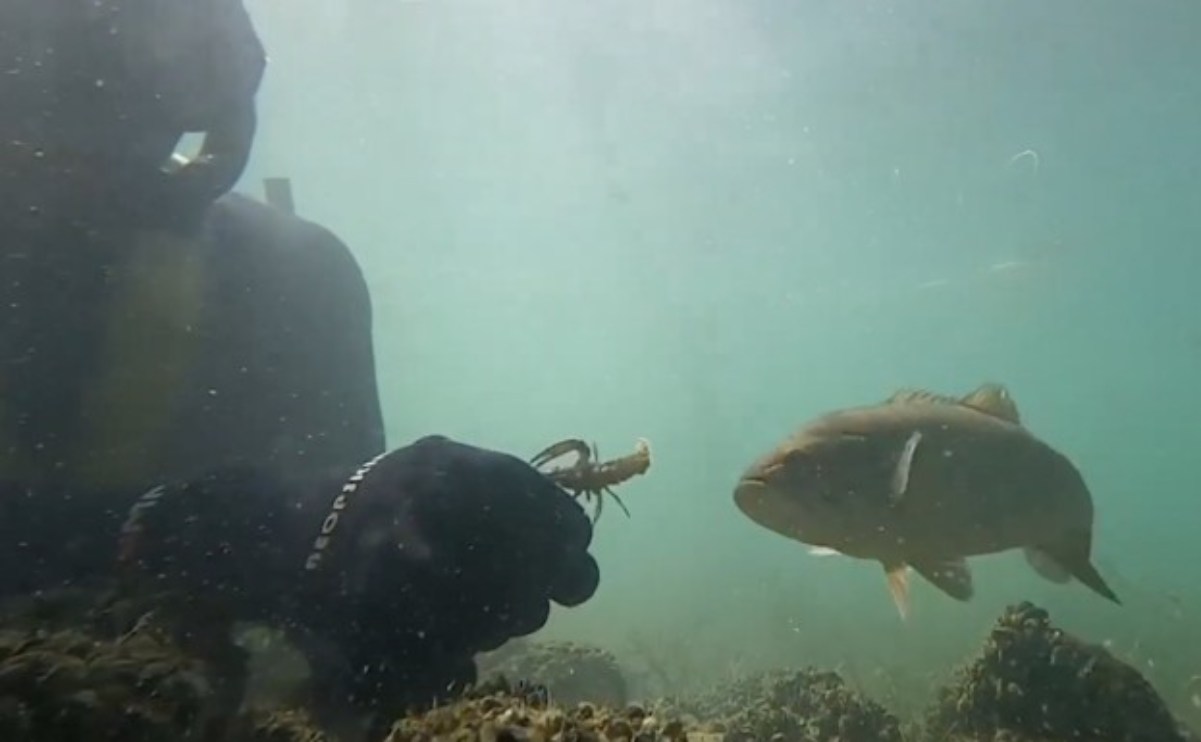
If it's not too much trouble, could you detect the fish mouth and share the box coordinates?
[733,457,783,511]
[733,476,771,518]
[734,474,807,541]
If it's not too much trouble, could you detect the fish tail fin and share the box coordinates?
[1036,530,1122,605]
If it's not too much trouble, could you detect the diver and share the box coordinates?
[0,0,598,734]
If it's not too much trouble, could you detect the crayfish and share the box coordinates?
[530,438,652,522]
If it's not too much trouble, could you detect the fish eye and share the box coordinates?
[778,450,820,488]
[780,449,816,473]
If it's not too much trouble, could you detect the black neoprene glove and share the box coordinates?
[294,435,600,715]
[119,435,599,718]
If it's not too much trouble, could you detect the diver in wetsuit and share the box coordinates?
[0,0,598,733]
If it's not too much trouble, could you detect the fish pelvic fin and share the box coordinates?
[883,561,910,620]
[1034,530,1122,605]
[886,383,1020,425]
[1023,546,1071,584]
[909,557,974,601]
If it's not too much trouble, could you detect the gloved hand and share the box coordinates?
[295,435,600,711]
[117,435,600,716]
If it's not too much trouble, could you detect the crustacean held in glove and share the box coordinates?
[530,438,651,522]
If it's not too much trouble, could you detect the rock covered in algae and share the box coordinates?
[478,640,629,708]
[0,626,220,741]
[925,601,1194,742]
[665,668,904,742]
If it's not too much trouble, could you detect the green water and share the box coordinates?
[242,0,1201,723]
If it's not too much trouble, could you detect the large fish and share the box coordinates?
[733,383,1120,619]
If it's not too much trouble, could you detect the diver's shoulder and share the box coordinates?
[208,191,344,248]
[205,192,364,277]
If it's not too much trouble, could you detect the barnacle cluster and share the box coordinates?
[384,676,689,742]
[227,708,329,742]
[667,668,904,742]
[478,640,629,708]
[0,584,328,742]
[925,601,1194,742]
[386,667,900,742]
[0,625,220,741]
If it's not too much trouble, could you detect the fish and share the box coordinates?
[732,383,1120,619]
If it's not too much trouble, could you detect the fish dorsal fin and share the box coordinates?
[886,389,958,407]
[886,383,1021,424]
[959,383,1020,424]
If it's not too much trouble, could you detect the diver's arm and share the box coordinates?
[114,463,334,621]
[198,194,388,479]
[270,209,389,467]
[89,200,386,617]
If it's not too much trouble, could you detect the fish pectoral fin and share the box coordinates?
[882,561,910,620]
[1031,532,1122,605]
[1023,546,1071,584]
[909,557,974,601]
[889,431,923,504]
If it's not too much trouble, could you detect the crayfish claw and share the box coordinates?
[530,438,592,470]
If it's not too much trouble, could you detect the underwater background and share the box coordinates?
[239,0,1200,725]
